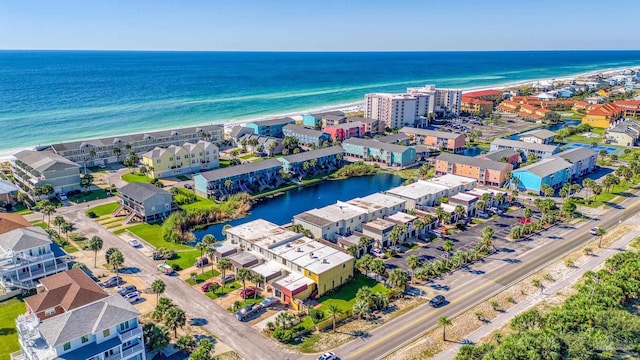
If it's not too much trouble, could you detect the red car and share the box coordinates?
[517,217,533,225]
[201,282,220,292]
[240,287,257,299]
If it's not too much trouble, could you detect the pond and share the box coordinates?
[194,173,404,240]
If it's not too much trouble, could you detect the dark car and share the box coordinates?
[152,252,165,260]
[102,276,123,288]
[183,184,192,190]
[221,274,235,283]
[429,295,446,307]
[117,285,137,296]
[195,257,209,268]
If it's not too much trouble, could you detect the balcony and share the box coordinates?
[118,326,142,342]
[10,351,26,360]
[121,342,144,358]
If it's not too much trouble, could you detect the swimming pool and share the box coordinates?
[562,143,621,155]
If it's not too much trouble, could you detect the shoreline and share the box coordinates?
[0,64,638,161]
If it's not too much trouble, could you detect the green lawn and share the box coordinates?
[226,296,264,312]
[31,221,49,230]
[114,228,127,235]
[239,153,255,159]
[0,298,25,359]
[219,159,231,168]
[121,172,151,184]
[70,189,113,203]
[317,275,389,312]
[63,244,79,253]
[126,223,193,250]
[186,269,221,285]
[166,249,200,271]
[578,180,637,208]
[178,189,217,210]
[87,202,119,217]
[87,166,108,173]
[176,175,190,181]
[203,281,241,299]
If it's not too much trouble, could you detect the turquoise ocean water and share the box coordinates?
[1,50,640,153]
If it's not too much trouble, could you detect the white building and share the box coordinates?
[385,180,450,209]
[407,85,463,116]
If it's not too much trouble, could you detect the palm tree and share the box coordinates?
[195,242,207,274]
[206,246,217,276]
[43,205,56,226]
[151,279,166,302]
[523,207,532,220]
[61,221,73,241]
[369,259,387,281]
[406,255,420,284]
[358,236,370,255]
[236,267,251,295]
[252,274,264,299]
[16,191,30,208]
[221,224,233,236]
[596,227,606,248]
[475,200,486,213]
[326,304,343,332]
[388,268,409,291]
[165,306,186,338]
[108,249,124,285]
[202,234,216,247]
[453,205,465,221]
[113,147,122,162]
[439,316,452,341]
[88,236,103,268]
[346,245,358,257]
[442,240,454,258]
[412,219,425,237]
[531,278,543,294]
[53,216,65,234]
[217,258,232,291]
[357,254,373,276]
[352,300,370,320]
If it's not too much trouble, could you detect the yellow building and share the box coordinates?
[224,219,355,304]
[461,96,493,115]
[141,140,219,179]
[581,103,623,129]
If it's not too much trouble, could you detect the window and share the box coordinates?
[63,342,71,351]
[45,308,56,316]
[156,159,161,164]
[103,329,110,337]
[81,335,89,343]
[119,320,130,332]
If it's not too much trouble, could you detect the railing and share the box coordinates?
[120,343,144,358]
[10,350,25,360]
[118,326,142,341]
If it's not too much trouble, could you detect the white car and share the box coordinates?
[128,239,140,247]
[590,227,602,235]
[317,352,338,360]
[123,291,140,303]
[371,248,385,259]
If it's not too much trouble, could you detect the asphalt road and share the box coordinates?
[334,194,640,360]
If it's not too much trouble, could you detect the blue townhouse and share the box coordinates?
[282,124,331,147]
[302,111,345,128]
[490,138,561,161]
[342,138,416,167]
[245,117,296,138]
[511,157,573,194]
[194,159,285,199]
[277,146,344,179]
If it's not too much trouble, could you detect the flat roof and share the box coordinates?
[347,193,405,214]
[440,203,457,213]
[387,212,418,224]
[250,261,284,280]
[491,138,560,153]
[427,174,477,189]
[519,129,556,139]
[226,219,301,249]
[226,251,259,266]
[212,242,237,255]
[398,127,464,140]
[386,180,449,200]
[450,193,478,202]
[514,157,572,178]
[305,249,353,274]
[363,218,396,231]
[272,237,317,260]
[274,273,315,292]
[302,202,367,225]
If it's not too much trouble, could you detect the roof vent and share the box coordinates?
[322,259,329,264]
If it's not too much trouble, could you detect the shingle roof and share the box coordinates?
[198,159,283,182]
[556,148,597,163]
[38,295,140,347]
[310,111,345,118]
[248,117,295,127]
[519,129,556,140]
[491,138,560,153]
[398,127,464,140]
[0,213,31,235]
[283,124,327,138]
[477,149,518,161]
[25,269,107,314]
[0,179,19,195]
[343,138,413,154]
[463,89,502,98]
[377,133,410,144]
[13,150,80,173]
[279,146,343,164]
[118,183,171,202]
[0,226,51,252]
[436,153,511,172]
[514,158,572,178]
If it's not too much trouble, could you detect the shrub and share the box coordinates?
[272,327,296,343]
[86,211,98,218]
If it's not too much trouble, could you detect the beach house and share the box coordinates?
[581,103,624,128]
[42,125,223,167]
[323,121,365,141]
[115,183,174,223]
[141,140,219,179]
[434,153,513,187]
[245,118,296,138]
[193,159,284,199]
[511,158,573,193]
[342,138,416,167]
[518,129,556,144]
[281,124,331,147]
[277,146,344,178]
[238,134,284,155]
[489,138,561,160]
[351,117,384,137]
[11,150,81,201]
[398,127,466,153]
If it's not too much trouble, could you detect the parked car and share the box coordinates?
[152,252,165,260]
[201,282,220,292]
[388,245,402,253]
[260,297,279,308]
[195,257,209,268]
[183,183,192,189]
[128,239,140,247]
[476,211,490,219]
[221,274,235,283]
[405,287,423,297]
[429,295,446,307]
[511,201,525,208]
[235,304,262,321]
[317,352,338,360]
[97,164,106,169]
[66,189,81,196]
[240,287,257,299]
[117,285,137,296]
[489,207,504,215]
[123,291,140,303]
[590,227,602,235]
[371,248,385,259]
[56,193,68,201]
[101,276,123,288]
[517,217,533,225]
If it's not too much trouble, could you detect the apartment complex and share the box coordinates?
[41,125,223,167]
[398,127,466,153]
[476,149,520,165]
[606,120,640,146]
[386,174,477,210]
[462,89,503,104]
[0,225,69,291]
[141,140,219,179]
[11,150,81,200]
[116,183,174,223]
[282,124,330,147]
[461,96,493,115]
[323,121,365,141]
[406,85,463,116]
[225,219,354,301]
[511,158,573,193]
[277,146,344,178]
[581,103,624,128]
[518,129,556,144]
[490,138,561,160]
[302,111,345,128]
[435,153,513,187]
[557,148,597,178]
[15,293,145,360]
[613,100,640,119]
[342,138,416,167]
[194,159,285,199]
[245,118,295,138]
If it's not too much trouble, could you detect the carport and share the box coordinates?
[250,261,284,291]
[227,251,259,272]
[213,242,238,263]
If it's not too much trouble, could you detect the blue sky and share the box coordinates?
[1,0,639,51]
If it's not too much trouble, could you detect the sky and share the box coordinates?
[1,0,639,51]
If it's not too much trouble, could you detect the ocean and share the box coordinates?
[1,50,640,154]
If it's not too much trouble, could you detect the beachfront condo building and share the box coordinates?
[581,103,624,128]
[613,100,640,119]
[141,140,219,179]
[11,150,81,201]
[462,89,503,105]
[434,153,513,187]
[15,293,145,360]
[193,159,285,199]
[245,118,296,138]
[41,125,223,167]
[277,146,344,179]
[398,127,467,153]
[406,85,463,116]
[224,219,354,303]
[489,138,561,161]
[282,124,331,147]
[0,222,70,292]
[461,96,493,115]
[116,183,174,224]
[342,138,416,167]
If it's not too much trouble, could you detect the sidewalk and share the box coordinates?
[433,223,640,360]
